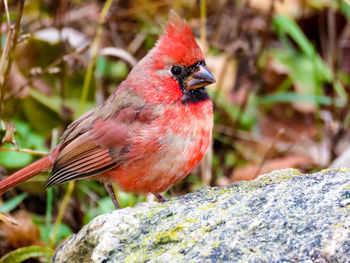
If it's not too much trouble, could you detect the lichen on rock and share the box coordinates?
[52,168,350,262]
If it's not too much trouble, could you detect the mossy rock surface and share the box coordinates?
[52,168,350,262]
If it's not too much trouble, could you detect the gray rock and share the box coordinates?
[52,168,350,263]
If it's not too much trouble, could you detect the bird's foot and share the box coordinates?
[104,183,120,209]
[152,193,167,202]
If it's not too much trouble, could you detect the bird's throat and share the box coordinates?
[180,87,210,105]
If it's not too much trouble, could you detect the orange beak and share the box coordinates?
[185,65,216,90]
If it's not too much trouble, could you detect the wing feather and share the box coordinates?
[45,104,158,188]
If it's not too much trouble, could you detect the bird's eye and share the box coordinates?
[171,66,182,76]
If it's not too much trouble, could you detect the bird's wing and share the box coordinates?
[45,104,158,188]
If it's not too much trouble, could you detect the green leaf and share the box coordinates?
[273,15,315,56]
[96,57,129,79]
[333,81,348,104]
[337,71,350,85]
[96,56,108,76]
[0,120,48,168]
[110,60,128,79]
[38,222,72,246]
[208,89,256,129]
[21,96,60,134]
[0,193,27,213]
[12,120,47,151]
[259,92,332,105]
[0,150,32,168]
[265,48,334,100]
[340,0,350,20]
[29,88,94,119]
[225,151,236,167]
[270,15,345,107]
[98,196,116,213]
[0,246,53,263]
[117,191,143,208]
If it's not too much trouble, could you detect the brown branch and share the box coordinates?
[4,44,89,102]
[0,146,47,156]
[0,28,13,84]
[0,0,25,116]
[3,0,10,28]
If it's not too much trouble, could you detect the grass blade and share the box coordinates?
[0,193,27,213]
[0,246,53,263]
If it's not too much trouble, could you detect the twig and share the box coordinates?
[200,0,207,55]
[0,3,3,53]
[327,8,336,71]
[1,121,16,145]
[0,0,25,116]
[257,0,276,57]
[115,0,180,18]
[0,26,12,87]
[5,44,89,101]
[0,213,18,225]
[3,0,10,28]
[0,146,47,156]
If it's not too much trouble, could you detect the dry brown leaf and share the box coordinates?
[1,121,16,145]
[261,55,317,114]
[0,210,43,249]
[259,112,317,143]
[249,0,305,18]
[231,153,313,182]
[0,213,18,225]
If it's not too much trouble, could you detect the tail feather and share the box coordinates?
[0,155,54,195]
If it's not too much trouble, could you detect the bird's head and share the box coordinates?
[129,11,215,105]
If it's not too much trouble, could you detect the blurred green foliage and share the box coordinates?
[260,15,346,107]
[0,120,47,168]
[0,246,53,263]
[0,193,27,213]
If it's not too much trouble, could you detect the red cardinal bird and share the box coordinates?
[0,11,215,209]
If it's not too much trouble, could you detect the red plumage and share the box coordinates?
[0,11,215,208]
[155,11,204,67]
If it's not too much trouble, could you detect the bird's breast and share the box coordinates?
[104,100,213,193]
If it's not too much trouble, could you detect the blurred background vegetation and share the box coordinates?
[1,0,350,261]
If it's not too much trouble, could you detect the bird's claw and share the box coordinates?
[152,193,168,203]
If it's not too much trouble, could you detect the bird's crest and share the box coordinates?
[155,10,204,66]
